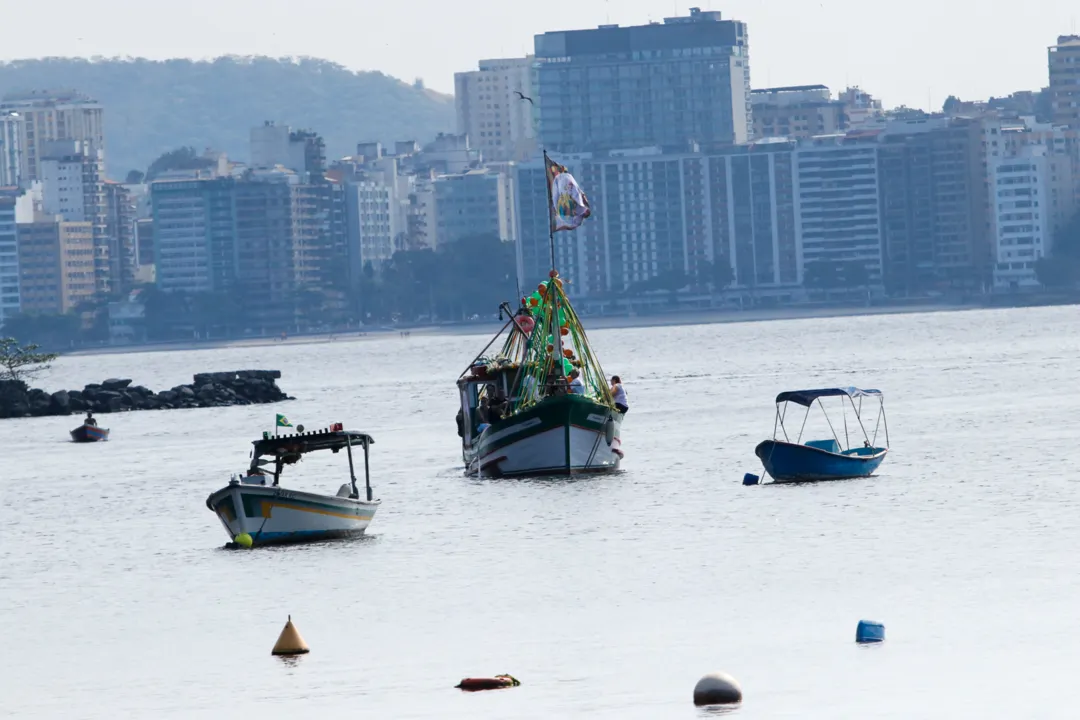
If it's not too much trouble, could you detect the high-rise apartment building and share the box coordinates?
[794,136,884,287]
[454,57,538,162]
[433,168,510,245]
[534,7,751,153]
[751,86,847,140]
[0,91,105,184]
[0,112,21,187]
[16,220,95,314]
[1049,35,1080,129]
[877,117,989,294]
[0,189,19,323]
[233,176,298,326]
[151,177,237,294]
[151,171,322,325]
[39,139,110,296]
[991,146,1053,289]
[135,218,154,267]
[104,182,138,295]
[515,143,802,301]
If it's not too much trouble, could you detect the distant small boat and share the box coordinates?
[70,423,109,443]
[754,388,889,483]
[205,423,380,547]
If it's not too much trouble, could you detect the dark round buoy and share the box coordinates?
[856,619,885,644]
[743,473,761,486]
[693,672,742,706]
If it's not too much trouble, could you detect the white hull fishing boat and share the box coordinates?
[457,153,624,477]
[206,423,379,546]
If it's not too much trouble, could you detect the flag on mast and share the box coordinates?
[546,155,591,232]
[276,414,292,428]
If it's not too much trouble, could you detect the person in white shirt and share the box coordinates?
[610,375,628,414]
[568,369,585,395]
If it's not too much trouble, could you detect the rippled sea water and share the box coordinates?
[3,306,1080,719]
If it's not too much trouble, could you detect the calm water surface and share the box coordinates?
[3,306,1080,719]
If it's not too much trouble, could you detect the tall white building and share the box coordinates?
[345,177,401,283]
[0,91,105,184]
[794,137,884,287]
[0,112,21,187]
[454,57,537,162]
[250,121,320,175]
[991,146,1052,289]
[0,189,20,324]
[38,140,109,295]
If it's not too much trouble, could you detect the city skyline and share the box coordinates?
[0,0,1078,111]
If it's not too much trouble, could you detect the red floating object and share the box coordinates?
[456,675,521,691]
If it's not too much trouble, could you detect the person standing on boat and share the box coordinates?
[610,376,629,414]
[84,412,97,427]
[568,369,585,395]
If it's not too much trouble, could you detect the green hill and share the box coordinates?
[0,56,456,177]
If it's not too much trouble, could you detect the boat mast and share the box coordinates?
[544,150,565,381]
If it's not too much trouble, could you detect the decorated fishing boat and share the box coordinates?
[752,388,889,484]
[457,153,624,477]
[206,422,380,547]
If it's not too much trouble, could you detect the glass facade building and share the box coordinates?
[534,8,751,153]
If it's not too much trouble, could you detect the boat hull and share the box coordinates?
[71,424,109,443]
[205,483,379,546]
[755,440,886,483]
[466,394,623,478]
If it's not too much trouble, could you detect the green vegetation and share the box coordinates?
[0,56,455,176]
[0,337,58,383]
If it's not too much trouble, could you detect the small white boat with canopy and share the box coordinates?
[206,423,379,546]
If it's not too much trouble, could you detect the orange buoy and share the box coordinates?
[560,327,569,336]
[563,349,573,358]
[271,615,310,656]
[537,284,548,296]
[456,675,521,691]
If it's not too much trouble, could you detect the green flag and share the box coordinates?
[276,414,292,428]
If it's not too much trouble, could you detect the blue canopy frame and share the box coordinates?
[772,387,888,451]
[775,387,883,408]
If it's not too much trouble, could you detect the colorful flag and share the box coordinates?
[276,413,292,428]
[546,155,591,232]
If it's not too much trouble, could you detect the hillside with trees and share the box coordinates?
[0,56,455,176]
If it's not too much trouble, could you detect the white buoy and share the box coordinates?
[693,672,743,706]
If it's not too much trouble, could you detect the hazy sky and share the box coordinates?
[1,0,1077,109]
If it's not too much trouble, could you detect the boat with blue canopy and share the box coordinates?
[753,387,889,484]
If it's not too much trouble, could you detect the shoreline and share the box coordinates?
[58,300,1008,357]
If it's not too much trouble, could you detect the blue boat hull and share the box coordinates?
[755,440,887,483]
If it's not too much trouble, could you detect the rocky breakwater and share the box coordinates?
[0,370,292,419]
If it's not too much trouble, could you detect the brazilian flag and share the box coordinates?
[276,414,292,428]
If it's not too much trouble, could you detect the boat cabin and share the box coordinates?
[245,425,376,501]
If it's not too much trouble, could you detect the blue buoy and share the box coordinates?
[742,473,760,486]
[856,620,885,644]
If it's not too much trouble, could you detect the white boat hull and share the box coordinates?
[206,482,379,546]
[472,423,622,476]
[465,395,623,477]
